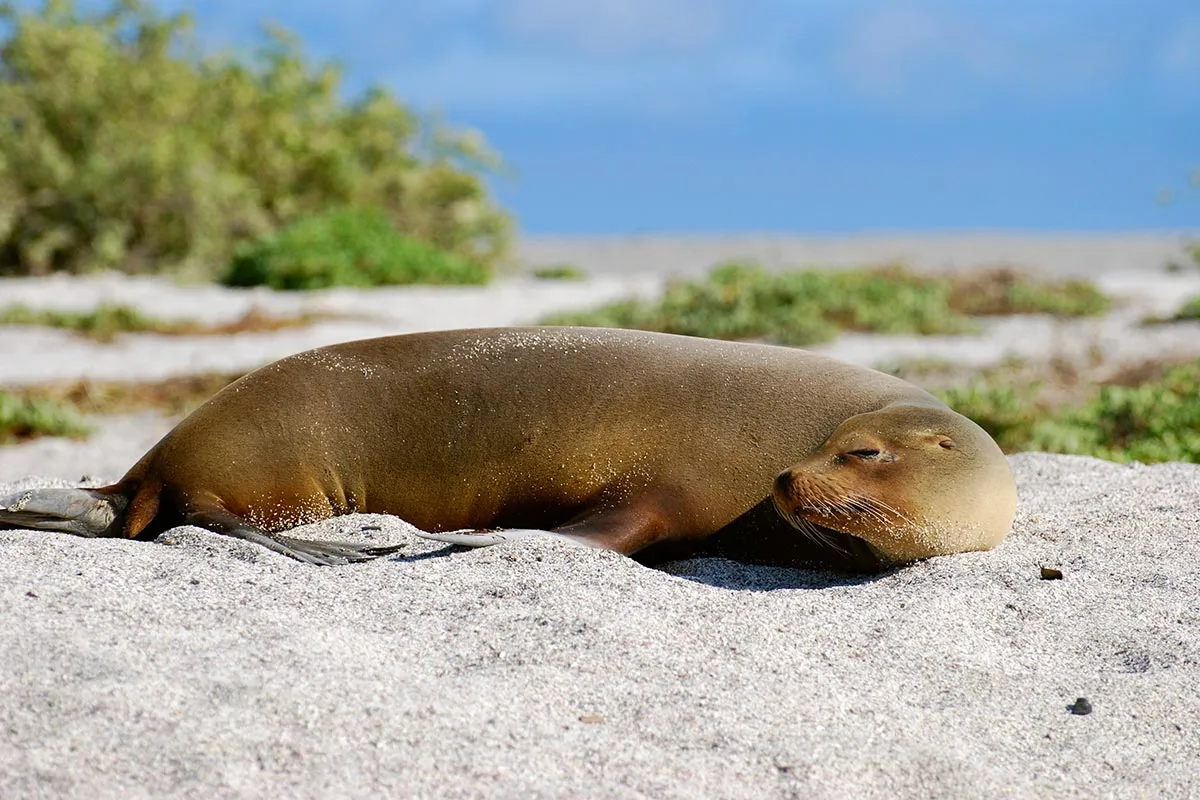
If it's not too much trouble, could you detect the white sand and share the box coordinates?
[2,234,1199,798]
[2,454,1197,798]
[517,231,1199,277]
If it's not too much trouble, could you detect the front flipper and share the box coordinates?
[416,528,595,549]
[417,497,687,557]
[186,509,403,566]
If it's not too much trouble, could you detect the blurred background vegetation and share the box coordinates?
[0,0,509,284]
[0,0,1197,464]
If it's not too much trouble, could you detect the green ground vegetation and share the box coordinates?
[1165,294,1200,322]
[1141,292,1200,324]
[0,303,162,342]
[225,207,489,289]
[935,359,1200,464]
[1164,242,1200,273]
[0,302,329,342]
[530,264,588,281]
[12,372,244,418]
[0,390,91,443]
[0,0,507,280]
[543,263,1110,346]
[947,267,1109,317]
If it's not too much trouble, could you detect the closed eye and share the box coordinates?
[847,448,881,459]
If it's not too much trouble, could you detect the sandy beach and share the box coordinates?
[1,233,1199,798]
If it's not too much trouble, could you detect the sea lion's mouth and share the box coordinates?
[769,495,898,569]
[772,469,918,554]
[770,493,857,555]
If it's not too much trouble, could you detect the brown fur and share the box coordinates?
[80,327,1015,570]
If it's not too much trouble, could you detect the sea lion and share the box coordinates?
[0,327,1017,569]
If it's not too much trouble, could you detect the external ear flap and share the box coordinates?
[938,438,958,449]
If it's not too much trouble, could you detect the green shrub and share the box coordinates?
[1168,295,1200,322]
[0,0,508,277]
[1030,361,1200,463]
[938,360,1200,464]
[937,380,1043,454]
[0,300,328,338]
[224,207,489,289]
[531,264,588,281]
[545,263,1110,346]
[0,391,91,443]
[544,263,974,346]
[949,268,1110,317]
[0,302,163,342]
[1141,293,1200,325]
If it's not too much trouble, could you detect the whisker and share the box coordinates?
[773,493,849,555]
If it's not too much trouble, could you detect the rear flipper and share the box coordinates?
[0,487,124,537]
[1,487,401,565]
[186,509,403,566]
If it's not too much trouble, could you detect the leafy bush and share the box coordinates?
[224,207,489,289]
[531,264,588,281]
[1167,295,1200,322]
[0,301,330,339]
[0,302,161,342]
[0,390,91,443]
[938,380,1043,454]
[939,360,1200,464]
[0,298,176,340]
[1030,361,1200,463]
[545,263,973,346]
[545,263,1110,346]
[949,267,1110,316]
[0,0,508,278]
[16,372,243,417]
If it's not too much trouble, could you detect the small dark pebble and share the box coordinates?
[1069,697,1093,715]
[360,525,382,532]
[25,590,38,598]
[1040,567,1064,580]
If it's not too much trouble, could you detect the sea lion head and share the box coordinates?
[772,402,1017,566]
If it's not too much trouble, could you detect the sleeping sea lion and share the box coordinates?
[0,327,1016,570]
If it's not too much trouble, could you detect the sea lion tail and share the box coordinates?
[0,485,129,538]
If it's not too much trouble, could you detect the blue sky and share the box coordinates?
[103,2,1200,232]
